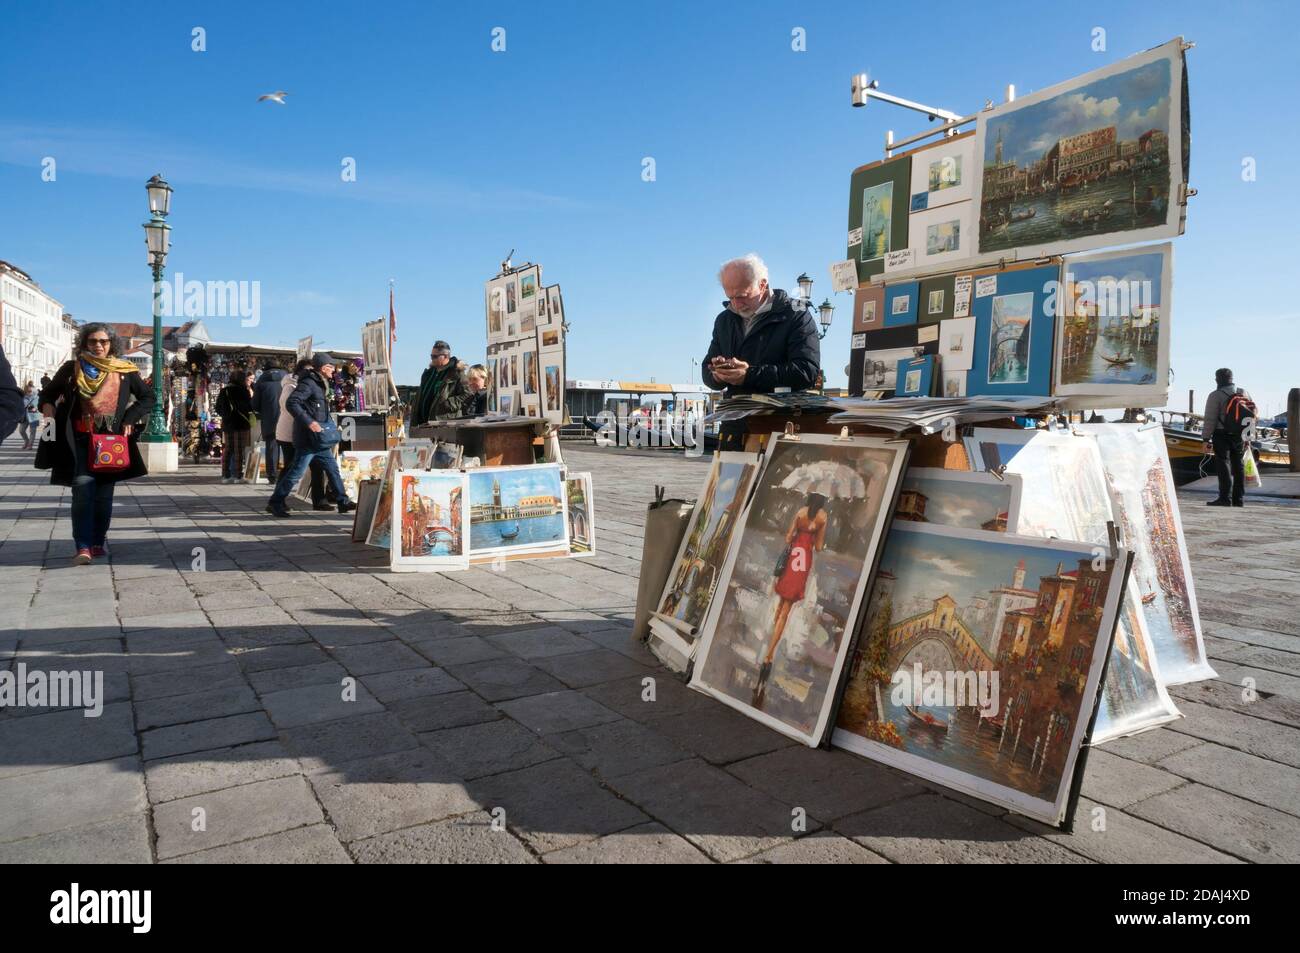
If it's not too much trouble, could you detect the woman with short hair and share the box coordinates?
[36,323,156,564]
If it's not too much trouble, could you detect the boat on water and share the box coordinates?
[1158,411,1292,485]
[1102,353,1135,366]
[498,520,520,540]
[904,705,948,734]
[1011,206,1036,222]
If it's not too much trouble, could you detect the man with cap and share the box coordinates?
[411,340,469,426]
[265,352,355,518]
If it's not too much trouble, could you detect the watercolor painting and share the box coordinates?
[468,464,568,556]
[391,470,468,572]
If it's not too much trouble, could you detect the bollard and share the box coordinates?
[1288,388,1299,473]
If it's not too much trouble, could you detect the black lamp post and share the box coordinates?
[141,174,173,442]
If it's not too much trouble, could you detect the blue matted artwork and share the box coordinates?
[967,265,1057,396]
[894,354,937,397]
[883,281,920,328]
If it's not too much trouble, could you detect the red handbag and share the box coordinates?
[89,432,132,473]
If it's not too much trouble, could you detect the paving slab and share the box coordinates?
[0,757,147,842]
[542,821,712,864]
[144,739,303,803]
[152,775,325,860]
[420,719,562,780]
[279,711,423,774]
[0,812,152,864]
[349,813,538,863]
[161,824,351,864]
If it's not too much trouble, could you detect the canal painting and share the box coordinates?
[366,445,434,549]
[988,292,1033,385]
[391,471,468,572]
[1055,243,1172,400]
[893,468,1021,533]
[691,435,906,745]
[467,464,568,556]
[565,472,595,556]
[833,522,1124,825]
[974,40,1185,257]
[657,453,759,632]
[1077,423,1215,685]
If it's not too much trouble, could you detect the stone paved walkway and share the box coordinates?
[1,441,1297,863]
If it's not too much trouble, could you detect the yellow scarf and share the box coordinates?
[75,352,140,399]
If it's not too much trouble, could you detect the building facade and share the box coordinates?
[0,261,74,386]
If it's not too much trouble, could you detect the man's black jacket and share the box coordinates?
[700,289,821,397]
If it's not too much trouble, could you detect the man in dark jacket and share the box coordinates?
[702,254,821,398]
[1202,367,1251,507]
[253,361,286,480]
[411,340,469,426]
[0,346,23,445]
[265,353,354,518]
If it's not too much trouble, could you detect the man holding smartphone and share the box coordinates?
[702,254,821,447]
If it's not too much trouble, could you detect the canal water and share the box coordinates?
[470,512,565,551]
[883,699,1057,799]
[1062,333,1159,387]
[980,168,1169,253]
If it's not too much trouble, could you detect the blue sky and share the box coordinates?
[1,1,1294,416]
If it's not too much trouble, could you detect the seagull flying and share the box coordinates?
[257,91,289,105]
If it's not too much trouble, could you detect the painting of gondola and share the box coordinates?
[467,463,568,557]
[390,470,469,572]
[833,522,1128,827]
[972,38,1187,258]
[847,156,911,282]
[1054,243,1172,404]
[690,433,908,746]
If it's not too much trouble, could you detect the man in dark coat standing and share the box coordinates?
[702,254,821,448]
[1202,367,1251,507]
[253,360,287,480]
[411,340,469,426]
[265,353,355,518]
[0,345,23,445]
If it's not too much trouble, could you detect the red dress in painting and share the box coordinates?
[774,513,818,602]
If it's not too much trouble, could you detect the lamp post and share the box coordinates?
[141,174,172,443]
[817,298,835,340]
[795,273,813,310]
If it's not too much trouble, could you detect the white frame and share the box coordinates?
[516,265,542,335]
[908,201,975,270]
[390,469,470,572]
[689,434,909,746]
[365,444,433,548]
[654,451,762,629]
[899,467,1023,533]
[538,344,565,424]
[909,134,976,211]
[466,462,570,557]
[1052,242,1173,404]
[938,316,976,372]
[832,521,1127,827]
[338,450,388,503]
[565,471,596,557]
[970,37,1186,260]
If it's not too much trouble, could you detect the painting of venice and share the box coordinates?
[392,471,467,571]
[978,50,1178,254]
[835,523,1122,818]
[691,436,905,744]
[468,465,568,555]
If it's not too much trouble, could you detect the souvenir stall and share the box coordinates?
[636,37,1207,832]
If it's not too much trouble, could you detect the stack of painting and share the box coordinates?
[485,264,567,425]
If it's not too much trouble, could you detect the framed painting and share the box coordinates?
[352,479,382,543]
[894,354,937,397]
[1075,423,1214,685]
[516,264,541,335]
[690,432,909,746]
[861,345,922,393]
[973,37,1188,258]
[467,463,569,556]
[941,370,967,398]
[852,284,885,333]
[964,426,1182,739]
[656,452,761,635]
[338,450,388,503]
[1054,242,1172,404]
[908,202,975,271]
[366,444,434,549]
[938,316,975,372]
[883,280,919,328]
[894,467,1022,532]
[966,264,1058,397]
[833,522,1129,827]
[542,284,563,330]
[909,133,976,211]
[243,444,266,483]
[485,275,510,344]
[565,471,595,556]
[539,346,565,423]
[390,470,469,572]
[918,273,955,325]
[847,156,911,283]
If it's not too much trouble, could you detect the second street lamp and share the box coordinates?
[817,298,835,339]
[141,174,173,444]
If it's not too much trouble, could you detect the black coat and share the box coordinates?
[412,359,469,426]
[700,289,821,397]
[463,388,488,417]
[215,383,254,432]
[0,346,22,444]
[35,358,156,486]
[253,368,286,437]
[285,369,333,450]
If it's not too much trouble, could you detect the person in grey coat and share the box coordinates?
[253,360,287,480]
[1202,367,1251,507]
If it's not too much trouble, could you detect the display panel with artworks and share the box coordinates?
[690,433,908,746]
[909,134,976,211]
[966,264,1057,397]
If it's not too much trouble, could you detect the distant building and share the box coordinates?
[0,260,74,385]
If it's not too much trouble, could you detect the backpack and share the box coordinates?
[1223,391,1257,438]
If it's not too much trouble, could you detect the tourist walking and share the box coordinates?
[275,359,332,510]
[0,347,22,446]
[35,323,155,564]
[215,369,255,483]
[20,381,42,449]
[1202,367,1253,508]
[265,353,354,518]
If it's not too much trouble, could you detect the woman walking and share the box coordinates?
[20,382,42,449]
[215,369,254,483]
[753,492,828,706]
[36,323,155,564]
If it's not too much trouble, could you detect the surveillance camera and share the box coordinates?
[851,73,872,107]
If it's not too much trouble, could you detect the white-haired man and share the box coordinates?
[702,254,821,410]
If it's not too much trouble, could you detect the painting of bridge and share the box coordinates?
[836,522,1120,813]
[391,470,468,572]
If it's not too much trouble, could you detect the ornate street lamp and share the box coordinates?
[141,174,172,442]
[796,273,814,309]
[817,298,835,340]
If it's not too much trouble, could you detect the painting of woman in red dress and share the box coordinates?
[754,492,828,706]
